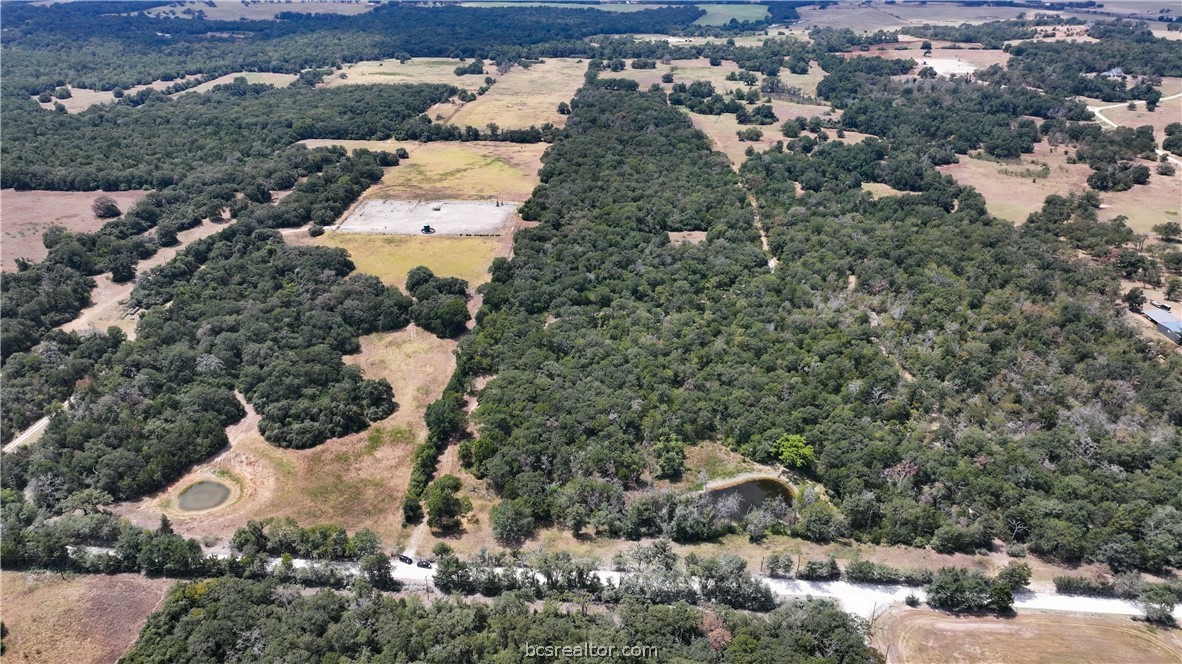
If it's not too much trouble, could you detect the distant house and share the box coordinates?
[1100,67,1125,78]
[1141,306,1182,344]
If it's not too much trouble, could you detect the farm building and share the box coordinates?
[1141,306,1182,344]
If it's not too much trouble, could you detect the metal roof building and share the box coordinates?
[1142,306,1182,344]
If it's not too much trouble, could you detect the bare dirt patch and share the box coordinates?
[668,230,708,245]
[448,58,587,129]
[873,607,1182,664]
[1,189,148,270]
[0,571,173,664]
[862,182,906,199]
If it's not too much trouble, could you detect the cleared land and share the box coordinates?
[324,57,477,88]
[796,3,1028,32]
[447,58,587,129]
[692,3,768,25]
[684,102,838,169]
[1100,95,1182,144]
[940,142,1181,235]
[303,234,503,291]
[461,1,669,11]
[336,199,516,235]
[298,140,547,201]
[180,72,298,95]
[873,608,1182,664]
[32,76,202,113]
[145,0,374,20]
[0,571,173,664]
[1,189,148,270]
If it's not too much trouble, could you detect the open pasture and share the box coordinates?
[32,75,202,113]
[1,189,149,270]
[304,234,503,292]
[683,101,838,169]
[461,1,670,11]
[1100,95,1182,143]
[335,199,516,235]
[692,3,768,25]
[179,71,298,95]
[939,142,1181,236]
[873,608,1182,664]
[0,571,174,664]
[446,57,587,129]
[796,2,1029,32]
[145,0,374,20]
[324,57,477,88]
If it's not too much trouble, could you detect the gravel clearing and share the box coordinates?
[336,199,517,235]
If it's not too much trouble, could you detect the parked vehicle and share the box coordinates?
[416,560,432,569]
[398,555,413,565]
[1150,300,1172,311]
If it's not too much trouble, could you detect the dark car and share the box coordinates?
[397,555,413,565]
[416,560,432,569]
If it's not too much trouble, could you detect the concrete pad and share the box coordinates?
[336,199,517,236]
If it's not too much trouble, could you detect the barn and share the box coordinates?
[1142,306,1182,344]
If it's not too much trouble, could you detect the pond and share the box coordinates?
[177,480,231,511]
[707,478,793,517]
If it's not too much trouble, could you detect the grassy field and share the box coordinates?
[0,571,174,664]
[181,72,298,95]
[447,58,587,129]
[146,0,374,20]
[460,1,669,11]
[325,58,476,88]
[683,101,837,169]
[296,140,546,201]
[796,3,1028,31]
[939,142,1181,236]
[1,189,148,270]
[1101,95,1182,144]
[692,3,768,25]
[31,75,202,113]
[306,234,502,291]
[873,608,1182,664]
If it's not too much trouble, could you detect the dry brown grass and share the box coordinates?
[324,58,476,88]
[146,0,374,21]
[1101,95,1182,144]
[795,3,1029,32]
[448,58,587,129]
[873,608,1182,664]
[1,189,148,270]
[180,72,298,95]
[297,140,546,201]
[939,142,1181,235]
[31,76,201,113]
[0,571,173,664]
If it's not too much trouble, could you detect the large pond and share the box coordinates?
[707,478,793,517]
[177,480,231,511]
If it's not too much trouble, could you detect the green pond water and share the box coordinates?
[177,481,231,511]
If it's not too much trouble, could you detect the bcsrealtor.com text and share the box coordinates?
[524,643,659,659]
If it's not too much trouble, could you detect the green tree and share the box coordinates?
[925,567,991,612]
[1139,585,1178,626]
[424,475,470,532]
[1153,222,1182,242]
[490,499,535,546]
[1123,287,1146,312]
[774,435,814,469]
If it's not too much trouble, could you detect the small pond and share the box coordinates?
[707,478,793,517]
[177,480,231,511]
